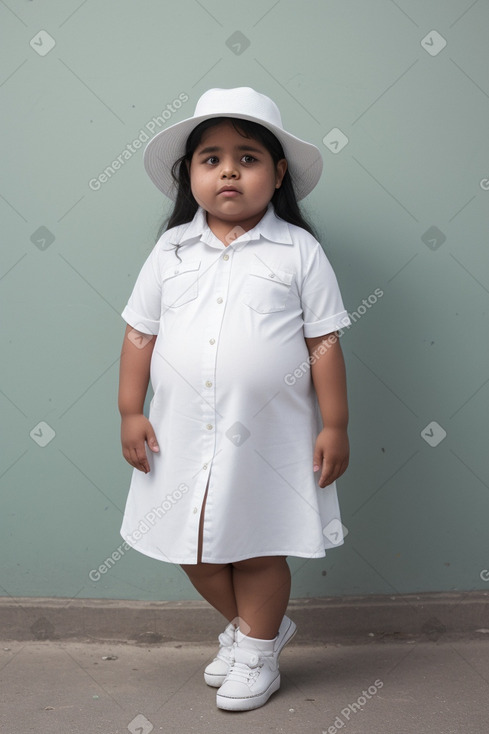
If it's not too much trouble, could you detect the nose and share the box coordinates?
[220,160,239,179]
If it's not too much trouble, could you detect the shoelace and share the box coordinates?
[225,659,262,685]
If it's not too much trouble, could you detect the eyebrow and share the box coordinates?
[196,144,264,156]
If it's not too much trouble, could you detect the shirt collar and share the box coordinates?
[173,204,293,248]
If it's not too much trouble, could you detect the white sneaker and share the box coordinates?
[205,616,297,690]
[215,617,297,711]
[216,644,280,711]
[204,622,236,687]
[274,615,297,656]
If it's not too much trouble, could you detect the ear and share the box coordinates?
[275,158,287,189]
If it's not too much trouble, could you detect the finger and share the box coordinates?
[320,458,339,487]
[313,447,323,473]
[128,447,140,471]
[146,429,160,453]
[132,446,149,473]
[124,446,139,469]
[319,455,330,486]
[122,448,133,467]
[329,457,348,484]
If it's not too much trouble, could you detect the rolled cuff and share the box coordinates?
[121,305,160,335]
[303,310,351,339]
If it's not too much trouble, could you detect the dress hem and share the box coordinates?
[120,531,343,564]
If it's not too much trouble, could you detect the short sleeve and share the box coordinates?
[301,243,351,338]
[121,244,161,335]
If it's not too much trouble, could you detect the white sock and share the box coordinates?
[236,628,275,652]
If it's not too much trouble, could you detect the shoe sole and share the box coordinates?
[216,673,280,711]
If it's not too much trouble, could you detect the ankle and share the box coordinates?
[236,628,275,653]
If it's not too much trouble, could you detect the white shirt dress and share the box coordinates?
[120,204,351,564]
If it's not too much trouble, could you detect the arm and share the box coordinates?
[305,332,349,488]
[118,324,159,473]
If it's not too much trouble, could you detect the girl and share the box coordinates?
[118,87,351,711]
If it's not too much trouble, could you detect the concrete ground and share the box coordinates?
[1,635,489,734]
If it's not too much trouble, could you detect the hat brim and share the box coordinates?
[143,112,323,201]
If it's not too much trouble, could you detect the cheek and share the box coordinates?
[188,161,197,182]
[188,168,205,196]
[260,170,280,197]
[189,163,211,184]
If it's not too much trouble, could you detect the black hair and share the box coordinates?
[155,117,318,242]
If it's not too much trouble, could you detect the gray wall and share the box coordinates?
[1,0,488,602]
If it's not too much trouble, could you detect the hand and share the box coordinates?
[121,414,159,473]
[313,427,349,488]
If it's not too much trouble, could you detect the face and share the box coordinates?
[188,120,287,240]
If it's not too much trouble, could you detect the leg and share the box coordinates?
[215,556,293,711]
[181,480,239,623]
[232,556,291,639]
[181,562,239,622]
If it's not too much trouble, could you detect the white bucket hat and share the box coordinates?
[143,87,323,201]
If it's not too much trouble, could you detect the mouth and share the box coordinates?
[217,186,241,197]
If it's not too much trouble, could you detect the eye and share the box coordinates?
[205,156,219,165]
[242,155,257,164]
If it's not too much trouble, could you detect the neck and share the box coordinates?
[206,209,268,245]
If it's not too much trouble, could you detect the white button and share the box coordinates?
[206,424,213,430]
[174,269,179,274]
[203,464,207,470]
[223,254,229,261]
[269,273,275,278]
[193,507,198,514]
[209,338,215,345]
[205,380,212,387]
[217,297,223,304]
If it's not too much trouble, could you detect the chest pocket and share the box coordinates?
[161,260,201,308]
[243,263,294,313]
